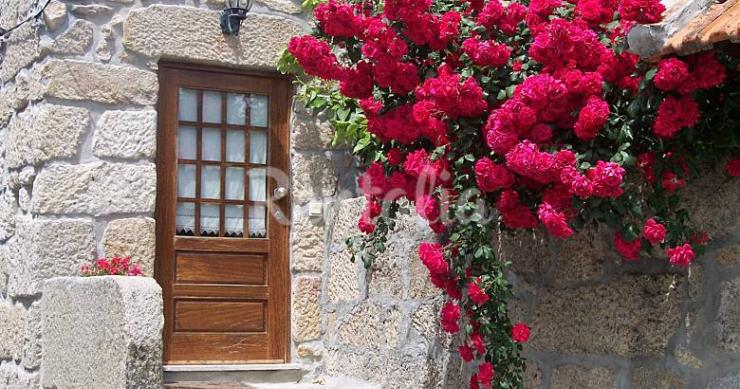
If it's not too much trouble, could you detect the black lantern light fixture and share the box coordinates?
[220,0,253,35]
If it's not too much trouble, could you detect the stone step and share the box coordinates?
[164,376,379,389]
[164,364,305,384]
[165,383,257,389]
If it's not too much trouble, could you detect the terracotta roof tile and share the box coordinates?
[661,0,740,56]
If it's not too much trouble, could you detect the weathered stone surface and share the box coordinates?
[41,276,163,389]
[327,249,360,304]
[292,104,336,150]
[0,302,24,360]
[32,162,156,216]
[96,23,116,62]
[292,276,322,342]
[718,276,740,352]
[708,373,740,389]
[553,229,606,286]
[0,363,40,388]
[292,152,338,204]
[0,24,41,82]
[407,244,439,299]
[43,0,67,31]
[525,362,543,389]
[70,4,113,18]
[291,213,325,272]
[6,104,90,168]
[531,274,682,356]
[680,167,740,239]
[41,60,158,105]
[329,197,366,245]
[674,346,703,369]
[205,0,302,14]
[631,367,684,389]
[410,301,442,340]
[715,243,740,266]
[496,229,552,285]
[103,218,156,277]
[551,366,617,389]
[93,110,157,159]
[21,302,42,369]
[337,302,401,349]
[6,219,96,297]
[0,190,18,242]
[123,5,304,69]
[48,19,94,55]
[0,0,35,27]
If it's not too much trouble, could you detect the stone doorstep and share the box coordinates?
[164,364,305,386]
[165,383,257,389]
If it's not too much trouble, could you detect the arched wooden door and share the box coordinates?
[156,62,291,364]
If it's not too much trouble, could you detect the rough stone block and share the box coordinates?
[551,366,617,389]
[43,0,67,31]
[21,302,42,369]
[327,249,360,304]
[0,190,18,242]
[41,60,158,105]
[6,104,90,168]
[531,274,682,356]
[407,244,440,300]
[292,104,336,150]
[495,229,552,285]
[680,167,740,239]
[205,0,302,14]
[48,19,94,55]
[0,24,41,82]
[103,218,156,277]
[7,219,96,297]
[291,213,325,272]
[708,373,740,389]
[718,276,740,352]
[329,197,366,245]
[715,243,740,266]
[553,229,607,286]
[93,110,157,159]
[631,367,684,389]
[41,276,163,389]
[336,302,401,349]
[32,162,156,216]
[123,5,304,69]
[292,275,322,342]
[292,152,338,204]
[0,302,25,360]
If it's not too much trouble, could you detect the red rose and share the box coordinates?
[512,322,530,343]
[574,96,610,141]
[441,301,461,333]
[458,344,474,362]
[613,232,641,260]
[653,96,700,139]
[619,0,665,24]
[653,58,689,92]
[726,158,740,177]
[642,218,667,245]
[475,157,515,193]
[419,242,448,275]
[467,281,490,305]
[666,243,695,267]
[477,362,495,388]
[471,333,486,354]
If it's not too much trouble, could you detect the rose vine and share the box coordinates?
[279,0,739,387]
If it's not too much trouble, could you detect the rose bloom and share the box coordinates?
[666,243,695,267]
[441,301,461,333]
[512,322,531,343]
[467,281,490,305]
[726,158,740,177]
[614,231,641,260]
[653,58,689,92]
[477,362,495,388]
[642,218,667,245]
[458,344,474,362]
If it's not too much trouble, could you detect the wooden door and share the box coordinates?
[156,62,291,364]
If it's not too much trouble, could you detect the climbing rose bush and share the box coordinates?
[283,0,738,386]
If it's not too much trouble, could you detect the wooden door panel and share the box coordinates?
[157,62,291,365]
[175,253,266,285]
[174,300,265,332]
[169,333,272,364]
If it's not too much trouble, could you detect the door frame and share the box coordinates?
[155,61,293,364]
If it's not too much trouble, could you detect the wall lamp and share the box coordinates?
[220,0,253,35]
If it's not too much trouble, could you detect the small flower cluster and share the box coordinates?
[287,0,737,385]
[80,257,143,277]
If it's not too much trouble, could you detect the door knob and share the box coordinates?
[273,186,288,200]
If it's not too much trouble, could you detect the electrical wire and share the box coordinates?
[0,0,52,38]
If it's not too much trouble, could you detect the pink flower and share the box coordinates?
[512,322,531,343]
[614,232,641,260]
[288,35,344,80]
[358,211,376,233]
[653,96,700,139]
[537,203,573,238]
[619,0,665,24]
[642,218,667,245]
[462,37,511,68]
[419,242,448,274]
[666,243,695,267]
[441,301,461,333]
[574,96,610,140]
[660,171,686,193]
[471,333,486,354]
